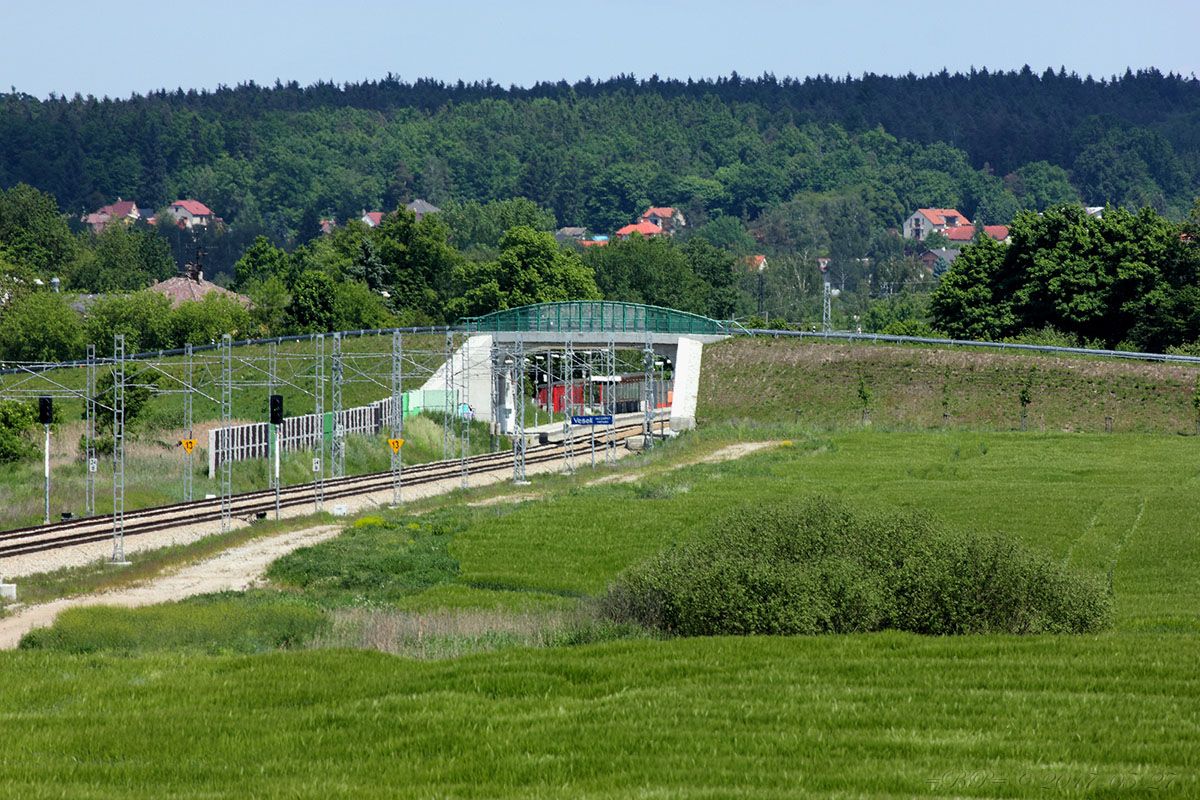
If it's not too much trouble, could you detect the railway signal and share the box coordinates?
[388,438,405,454]
[39,397,52,525]
[179,439,197,454]
[269,394,283,519]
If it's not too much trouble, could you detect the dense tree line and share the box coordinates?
[0,186,747,361]
[931,203,1200,350]
[3,69,1196,267]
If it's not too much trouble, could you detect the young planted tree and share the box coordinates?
[857,374,873,425]
[1019,371,1034,431]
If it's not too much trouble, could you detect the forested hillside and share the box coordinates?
[2,69,1197,240]
[2,68,1200,357]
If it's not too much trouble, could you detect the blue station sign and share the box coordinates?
[571,415,614,426]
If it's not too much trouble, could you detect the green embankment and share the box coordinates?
[700,337,1200,432]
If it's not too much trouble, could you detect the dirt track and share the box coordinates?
[0,524,341,649]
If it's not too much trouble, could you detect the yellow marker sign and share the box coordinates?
[387,438,405,454]
[180,438,197,454]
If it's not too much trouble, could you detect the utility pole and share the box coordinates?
[820,259,832,333]
[512,336,528,484]
[643,334,656,450]
[489,341,500,454]
[313,334,325,511]
[443,330,453,461]
[605,335,616,466]
[331,332,344,478]
[563,336,575,474]
[267,341,277,493]
[459,336,470,488]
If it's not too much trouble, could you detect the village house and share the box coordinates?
[615,220,666,240]
[149,263,251,309]
[406,198,441,220]
[555,226,589,244]
[745,254,768,273]
[945,224,1011,245]
[902,208,971,241]
[361,210,385,228]
[165,199,216,229]
[640,206,686,235]
[82,199,141,233]
[918,248,959,275]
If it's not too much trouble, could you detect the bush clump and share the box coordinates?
[600,497,1110,636]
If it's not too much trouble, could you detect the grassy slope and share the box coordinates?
[3,430,1199,796]
[699,337,1200,432]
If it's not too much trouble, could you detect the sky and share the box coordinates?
[3,0,1198,99]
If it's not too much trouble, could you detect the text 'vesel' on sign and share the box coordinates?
[388,438,405,454]
[179,438,197,454]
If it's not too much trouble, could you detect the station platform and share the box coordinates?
[524,410,669,445]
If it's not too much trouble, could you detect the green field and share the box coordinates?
[3,424,1198,797]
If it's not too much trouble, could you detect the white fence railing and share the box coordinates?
[207,398,393,477]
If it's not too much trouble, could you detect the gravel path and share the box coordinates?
[0,524,342,649]
[588,440,779,485]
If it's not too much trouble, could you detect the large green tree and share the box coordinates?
[0,184,78,276]
[0,291,85,361]
[583,235,707,314]
[931,204,1199,349]
[448,226,600,318]
[70,225,175,292]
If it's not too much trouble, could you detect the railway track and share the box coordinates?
[0,423,652,559]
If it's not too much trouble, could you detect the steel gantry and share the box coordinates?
[331,333,345,479]
[219,334,233,531]
[111,335,129,564]
[390,330,404,506]
[0,323,667,553]
[85,345,97,516]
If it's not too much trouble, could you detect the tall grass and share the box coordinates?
[18,591,326,654]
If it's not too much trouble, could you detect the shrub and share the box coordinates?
[267,513,462,603]
[600,497,1110,636]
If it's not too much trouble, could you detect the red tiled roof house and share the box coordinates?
[615,220,666,239]
[902,208,971,241]
[166,199,215,229]
[83,199,141,233]
[640,206,686,234]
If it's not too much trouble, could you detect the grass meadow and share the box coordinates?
[3,426,1198,796]
[4,336,1200,796]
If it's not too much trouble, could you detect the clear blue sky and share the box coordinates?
[4,0,1197,99]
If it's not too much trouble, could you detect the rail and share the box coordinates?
[739,328,1200,365]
